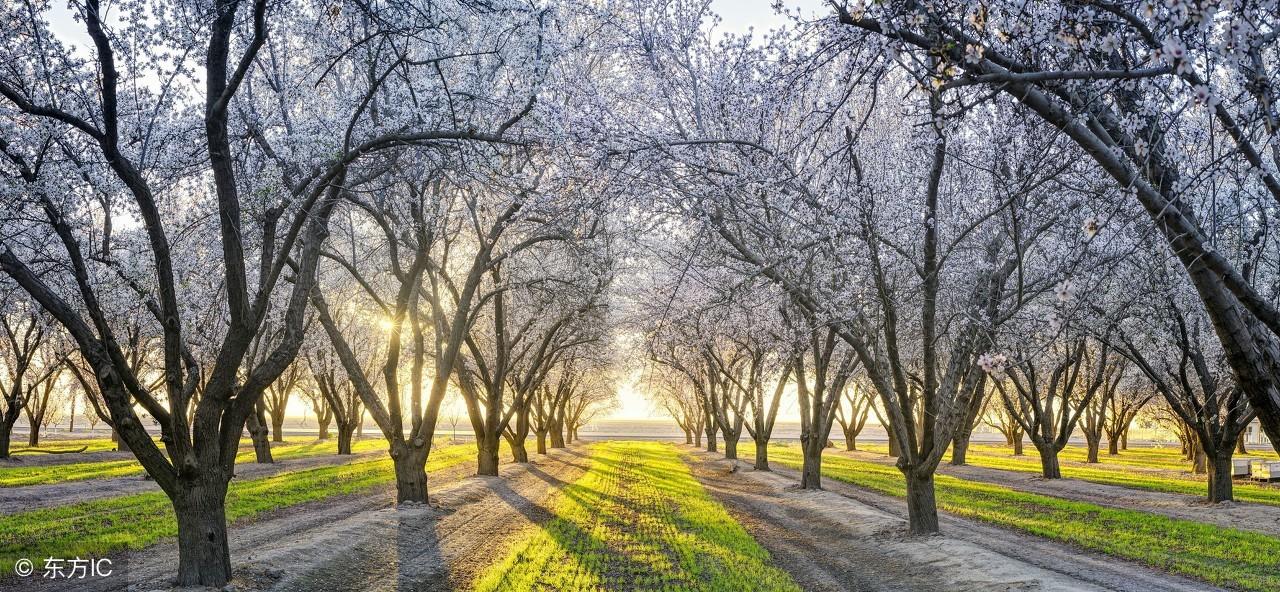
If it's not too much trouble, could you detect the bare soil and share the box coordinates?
[839,449,1280,539]
[19,446,589,592]
[684,449,1221,592]
[0,450,386,515]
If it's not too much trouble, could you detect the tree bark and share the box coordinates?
[722,434,738,460]
[0,421,13,458]
[1237,434,1248,455]
[336,424,354,455]
[799,444,823,489]
[271,413,285,443]
[317,416,331,440]
[477,437,500,476]
[1037,444,1062,479]
[950,436,970,466]
[1012,437,1023,456]
[705,423,717,453]
[246,409,274,464]
[754,440,769,471]
[1085,434,1101,463]
[683,428,692,445]
[1207,451,1234,503]
[693,428,702,448]
[26,421,38,447]
[1108,437,1120,455]
[549,419,566,449]
[173,479,232,587]
[391,447,428,503]
[509,435,529,463]
[536,430,547,454]
[905,471,940,535]
[1121,428,1129,450]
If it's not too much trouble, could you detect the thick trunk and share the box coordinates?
[336,424,354,455]
[477,438,500,476]
[549,420,566,448]
[950,436,969,466]
[536,430,547,455]
[1193,449,1207,474]
[1207,452,1234,503]
[722,433,738,460]
[844,430,858,451]
[317,417,331,440]
[271,415,285,443]
[173,479,232,587]
[1085,436,1100,463]
[694,429,702,448]
[754,439,769,471]
[905,471,940,535]
[26,421,39,447]
[799,444,823,489]
[113,428,132,453]
[1012,437,1023,456]
[510,436,529,463]
[1037,444,1062,479]
[705,425,718,453]
[391,447,428,503]
[1121,428,1129,450]
[1107,437,1120,455]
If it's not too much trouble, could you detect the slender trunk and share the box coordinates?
[950,436,970,466]
[754,439,769,471]
[705,423,718,453]
[26,422,38,447]
[887,424,901,457]
[683,428,692,445]
[1012,436,1023,456]
[1037,444,1062,479]
[357,413,364,439]
[1207,451,1234,503]
[477,437,500,476]
[271,414,285,443]
[391,446,428,503]
[1121,428,1129,450]
[1107,436,1120,455]
[1237,433,1248,455]
[905,470,940,535]
[173,478,232,587]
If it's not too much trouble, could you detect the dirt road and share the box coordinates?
[684,449,1221,592]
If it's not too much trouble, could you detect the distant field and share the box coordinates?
[475,442,799,592]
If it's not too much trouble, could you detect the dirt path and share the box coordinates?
[684,450,1220,592]
[0,451,386,515]
[0,450,136,468]
[20,446,590,592]
[837,449,1280,539]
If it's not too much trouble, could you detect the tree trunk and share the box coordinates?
[1107,437,1120,455]
[905,471,940,535]
[844,429,858,451]
[887,424,901,457]
[1121,428,1129,450]
[336,424,354,455]
[799,443,823,489]
[317,416,331,440]
[1193,449,1207,475]
[694,429,702,448]
[173,479,232,587]
[1237,434,1248,455]
[705,424,717,453]
[1012,436,1023,456]
[1037,445,1062,479]
[477,437,500,476]
[0,421,13,458]
[754,439,769,471]
[683,427,692,445]
[510,436,529,463]
[723,433,738,460]
[26,421,38,447]
[113,428,132,453]
[391,447,428,503]
[549,420,566,449]
[1207,451,1234,503]
[1085,435,1100,463]
[271,414,285,443]
[536,430,547,455]
[950,435,969,466]
[246,411,273,464]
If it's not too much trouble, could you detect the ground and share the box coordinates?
[2,436,1279,591]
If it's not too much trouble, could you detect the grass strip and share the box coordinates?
[475,441,799,592]
[0,442,477,573]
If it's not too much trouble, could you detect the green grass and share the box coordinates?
[0,442,478,574]
[475,442,799,592]
[0,437,390,487]
[853,442,1280,507]
[764,443,1280,592]
[10,438,120,454]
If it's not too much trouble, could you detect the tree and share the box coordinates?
[1078,359,1128,463]
[306,347,364,455]
[0,298,51,457]
[785,306,859,488]
[1104,384,1154,456]
[835,383,875,452]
